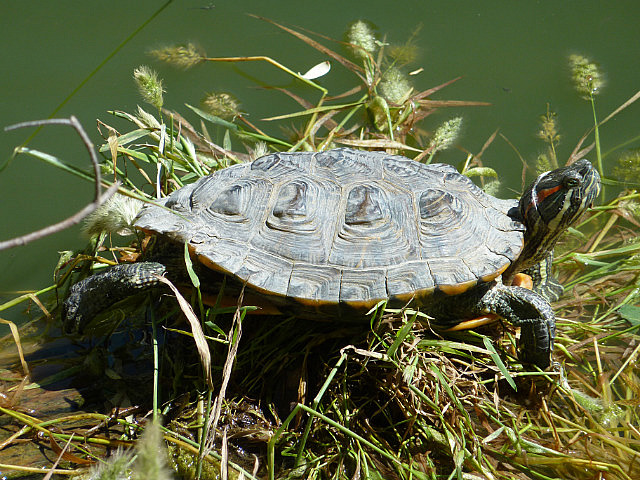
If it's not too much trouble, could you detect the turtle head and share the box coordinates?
[514,159,601,272]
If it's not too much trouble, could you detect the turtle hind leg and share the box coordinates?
[478,284,555,369]
[525,251,564,303]
[62,262,166,334]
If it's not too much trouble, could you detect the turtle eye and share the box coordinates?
[562,174,581,189]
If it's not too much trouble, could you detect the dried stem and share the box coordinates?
[0,116,119,250]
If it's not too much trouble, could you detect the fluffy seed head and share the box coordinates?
[429,117,463,153]
[83,449,133,480]
[569,54,605,99]
[201,92,241,119]
[249,142,270,161]
[83,194,144,238]
[535,153,553,176]
[132,423,172,480]
[149,43,205,69]
[379,67,412,105]
[346,20,377,59]
[537,106,560,146]
[133,65,164,109]
[483,179,501,196]
[620,200,640,220]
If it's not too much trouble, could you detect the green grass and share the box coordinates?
[1,18,640,480]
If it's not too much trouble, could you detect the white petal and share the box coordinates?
[301,61,331,80]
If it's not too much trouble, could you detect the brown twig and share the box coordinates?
[0,116,119,250]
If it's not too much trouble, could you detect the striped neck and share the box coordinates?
[504,159,600,282]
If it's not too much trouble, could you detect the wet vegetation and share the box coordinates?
[1,16,640,480]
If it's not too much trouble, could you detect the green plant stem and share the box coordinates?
[0,285,56,312]
[294,351,348,467]
[204,56,328,95]
[151,305,160,423]
[0,463,76,475]
[425,146,438,164]
[0,406,134,449]
[319,101,365,150]
[590,94,605,198]
[269,403,426,480]
[196,390,213,480]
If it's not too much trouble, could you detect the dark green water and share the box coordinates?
[1,0,639,327]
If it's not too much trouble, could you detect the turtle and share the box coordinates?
[62,148,601,368]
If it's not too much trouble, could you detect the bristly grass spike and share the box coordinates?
[569,54,605,100]
[569,54,606,187]
[149,42,205,70]
[201,92,241,120]
[345,20,378,60]
[82,194,144,238]
[379,67,413,105]
[133,65,164,111]
[425,117,463,164]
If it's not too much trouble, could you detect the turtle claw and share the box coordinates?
[62,262,166,333]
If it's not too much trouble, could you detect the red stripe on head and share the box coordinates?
[527,184,562,213]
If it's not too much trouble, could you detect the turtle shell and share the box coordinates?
[135,148,524,309]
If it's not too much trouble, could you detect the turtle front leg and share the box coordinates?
[62,262,166,334]
[479,285,556,369]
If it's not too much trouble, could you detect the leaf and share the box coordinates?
[223,129,232,151]
[412,76,462,101]
[269,86,314,109]
[124,127,158,144]
[418,99,491,108]
[567,91,640,164]
[48,433,93,465]
[183,243,200,289]
[113,147,157,164]
[600,89,640,126]
[0,319,30,377]
[185,104,238,130]
[482,426,505,445]
[107,128,119,163]
[16,147,93,181]
[465,167,498,178]
[619,305,640,326]
[387,313,416,358]
[262,100,363,121]
[483,337,516,391]
[185,103,292,148]
[418,339,492,356]
[155,276,213,388]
